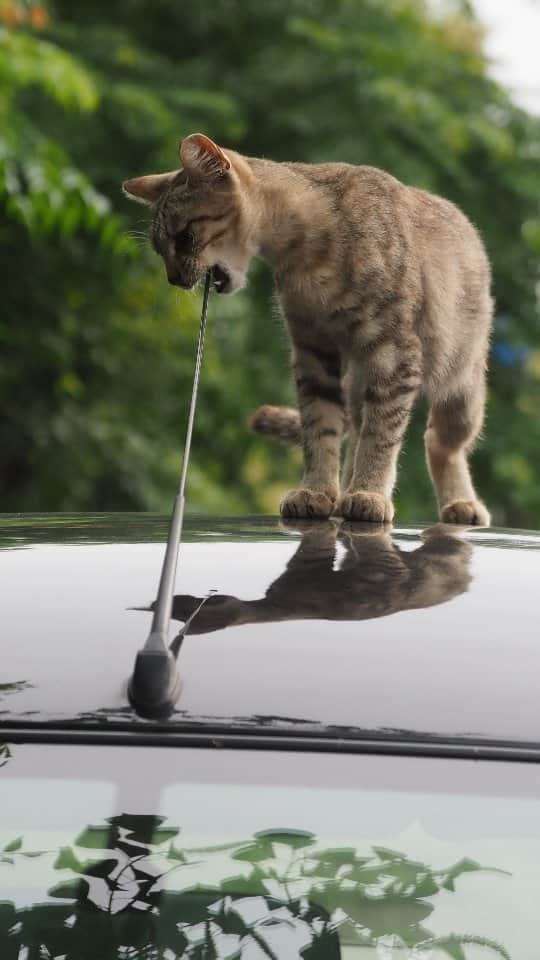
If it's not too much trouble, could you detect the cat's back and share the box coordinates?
[285,159,404,202]
[284,160,450,246]
[283,160,414,259]
[286,160,482,247]
[406,183,486,246]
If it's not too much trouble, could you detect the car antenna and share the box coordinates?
[128,270,212,719]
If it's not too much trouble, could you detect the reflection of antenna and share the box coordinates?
[169,593,216,658]
[128,272,212,720]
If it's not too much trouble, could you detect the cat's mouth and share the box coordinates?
[212,265,231,294]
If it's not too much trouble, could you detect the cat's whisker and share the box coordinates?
[125,230,151,248]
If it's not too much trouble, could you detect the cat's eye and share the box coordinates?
[174,229,194,256]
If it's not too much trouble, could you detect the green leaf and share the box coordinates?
[441,941,466,960]
[439,857,483,892]
[150,828,179,846]
[372,846,406,861]
[168,843,187,861]
[232,839,273,863]
[254,829,315,848]
[53,846,83,872]
[3,837,22,853]
[48,879,89,900]
[74,827,110,849]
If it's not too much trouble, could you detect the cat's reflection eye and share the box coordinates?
[174,229,194,256]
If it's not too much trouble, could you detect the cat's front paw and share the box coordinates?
[338,490,394,523]
[441,499,490,526]
[280,488,336,519]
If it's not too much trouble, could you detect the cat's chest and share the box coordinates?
[277,280,357,346]
[278,278,336,327]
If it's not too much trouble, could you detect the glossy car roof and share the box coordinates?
[1,514,539,757]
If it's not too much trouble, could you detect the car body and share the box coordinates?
[1,513,540,958]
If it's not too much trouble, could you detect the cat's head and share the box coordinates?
[122,134,252,294]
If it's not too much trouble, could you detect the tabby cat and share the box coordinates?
[169,521,472,635]
[123,133,492,525]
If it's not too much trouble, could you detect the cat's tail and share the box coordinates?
[249,405,302,445]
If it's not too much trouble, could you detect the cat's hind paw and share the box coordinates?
[338,490,394,524]
[440,499,490,526]
[280,488,336,519]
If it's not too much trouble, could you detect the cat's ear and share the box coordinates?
[179,133,231,182]
[122,171,177,206]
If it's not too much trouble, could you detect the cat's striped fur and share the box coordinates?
[124,133,492,525]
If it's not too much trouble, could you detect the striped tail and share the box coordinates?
[248,405,302,446]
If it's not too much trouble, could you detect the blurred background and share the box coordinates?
[1,0,539,525]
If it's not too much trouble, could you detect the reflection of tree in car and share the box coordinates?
[171,521,473,635]
[0,814,510,959]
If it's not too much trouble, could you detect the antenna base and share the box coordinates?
[128,648,182,720]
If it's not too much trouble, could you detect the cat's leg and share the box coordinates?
[401,527,473,611]
[341,429,359,492]
[425,376,490,525]
[280,343,345,519]
[341,436,354,490]
[339,521,395,570]
[270,519,338,596]
[339,339,422,522]
[341,361,363,490]
[278,518,338,566]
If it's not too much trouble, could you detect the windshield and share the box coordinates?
[1,743,539,958]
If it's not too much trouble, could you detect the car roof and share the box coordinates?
[1,513,539,758]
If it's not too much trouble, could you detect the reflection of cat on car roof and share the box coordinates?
[171,521,472,635]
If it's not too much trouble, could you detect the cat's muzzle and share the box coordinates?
[167,270,194,289]
[212,264,231,294]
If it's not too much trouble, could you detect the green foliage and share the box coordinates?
[0,814,511,958]
[1,0,540,523]
[0,24,126,241]
[0,27,97,109]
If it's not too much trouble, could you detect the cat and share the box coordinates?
[169,521,472,636]
[123,133,492,525]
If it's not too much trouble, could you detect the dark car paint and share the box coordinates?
[1,514,539,758]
